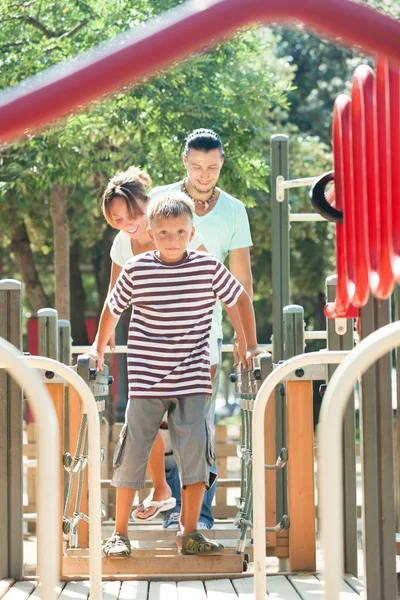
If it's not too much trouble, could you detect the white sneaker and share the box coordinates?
[197,522,209,530]
[163,511,180,529]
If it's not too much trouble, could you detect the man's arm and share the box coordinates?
[229,247,253,299]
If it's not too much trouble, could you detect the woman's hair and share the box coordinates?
[183,128,225,157]
[147,192,194,225]
[102,166,152,226]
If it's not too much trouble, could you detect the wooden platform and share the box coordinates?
[0,574,364,599]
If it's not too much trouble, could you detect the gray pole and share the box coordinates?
[359,295,397,599]
[271,135,290,521]
[0,279,23,580]
[38,308,59,360]
[326,275,357,576]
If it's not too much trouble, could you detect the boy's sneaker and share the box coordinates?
[180,530,224,555]
[102,533,131,557]
[197,521,209,530]
[163,511,180,529]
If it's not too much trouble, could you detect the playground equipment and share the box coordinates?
[253,56,400,600]
[0,0,399,143]
[0,281,103,600]
[1,0,400,597]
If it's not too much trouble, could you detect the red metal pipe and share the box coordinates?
[374,56,394,299]
[0,0,400,144]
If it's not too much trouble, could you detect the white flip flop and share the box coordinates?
[131,496,176,522]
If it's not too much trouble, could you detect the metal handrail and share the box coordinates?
[22,356,102,600]
[252,350,348,600]
[0,338,59,600]
[0,0,399,143]
[318,321,400,600]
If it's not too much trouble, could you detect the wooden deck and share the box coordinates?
[0,574,364,600]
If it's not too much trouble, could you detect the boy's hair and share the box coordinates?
[147,192,194,225]
[183,128,225,157]
[102,166,152,226]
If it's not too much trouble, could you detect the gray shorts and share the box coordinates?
[111,394,214,490]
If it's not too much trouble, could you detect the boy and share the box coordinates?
[89,192,259,556]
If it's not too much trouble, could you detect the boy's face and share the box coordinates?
[147,215,195,263]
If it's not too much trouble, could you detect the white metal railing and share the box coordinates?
[22,355,102,600]
[252,350,349,600]
[71,332,333,356]
[0,338,59,600]
[318,321,400,600]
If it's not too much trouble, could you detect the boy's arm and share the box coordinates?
[87,304,119,371]
[223,289,262,369]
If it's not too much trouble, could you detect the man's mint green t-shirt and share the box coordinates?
[150,182,253,339]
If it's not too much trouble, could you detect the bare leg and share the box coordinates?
[180,482,206,535]
[134,430,173,519]
[114,487,136,537]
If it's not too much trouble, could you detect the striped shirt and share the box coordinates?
[108,250,243,398]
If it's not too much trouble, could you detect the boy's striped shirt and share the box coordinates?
[108,250,243,398]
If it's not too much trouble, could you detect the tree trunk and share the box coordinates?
[10,221,50,311]
[92,224,114,317]
[50,185,70,320]
[69,242,89,345]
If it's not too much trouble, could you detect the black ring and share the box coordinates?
[310,171,343,223]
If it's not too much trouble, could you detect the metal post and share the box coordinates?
[58,320,71,366]
[0,279,23,580]
[359,295,397,599]
[326,275,358,576]
[38,308,59,360]
[271,134,290,521]
[283,305,304,358]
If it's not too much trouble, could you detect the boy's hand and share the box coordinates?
[234,339,251,370]
[234,343,264,370]
[87,347,105,372]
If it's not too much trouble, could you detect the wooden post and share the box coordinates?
[286,379,316,571]
[215,424,228,509]
[283,304,316,571]
[0,279,23,580]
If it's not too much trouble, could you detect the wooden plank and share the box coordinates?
[0,580,14,600]
[177,580,206,600]
[343,574,364,595]
[62,554,246,576]
[215,425,228,507]
[232,577,261,600]
[267,575,299,599]
[102,581,121,600]
[2,581,37,600]
[148,581,177,600]
[119,581,149,600]
[291,574,361,599]
[30,582,65,598]
[286,381,316,572]
[204,579,237,600]
[58,580,90,600]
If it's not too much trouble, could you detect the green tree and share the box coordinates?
[0,0,294,342]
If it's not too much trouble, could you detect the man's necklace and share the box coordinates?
[182,179,217,211]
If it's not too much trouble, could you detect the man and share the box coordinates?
[149,128,255,530]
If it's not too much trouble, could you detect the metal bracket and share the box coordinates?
[276,362,328,381]
[335,318,347,336]
[276,175,319,202]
